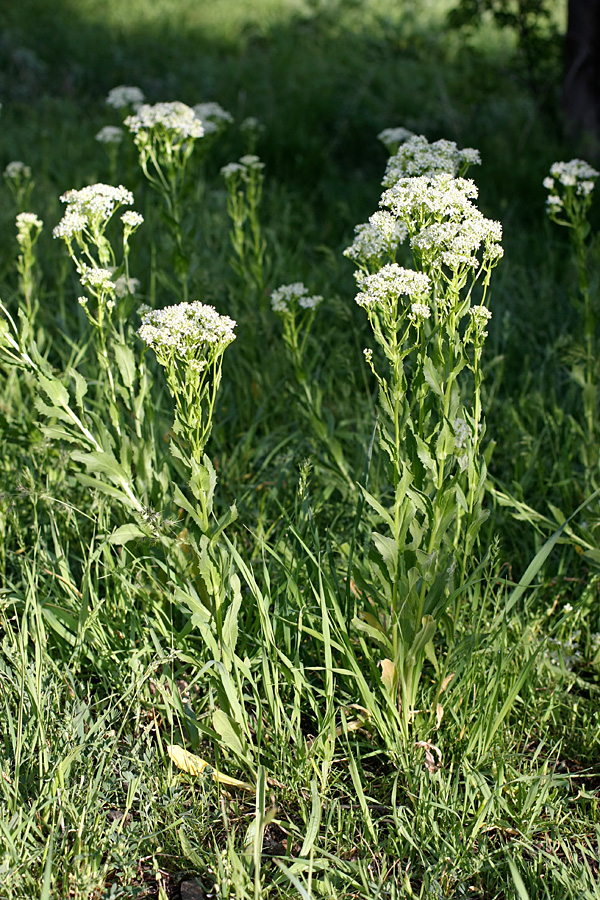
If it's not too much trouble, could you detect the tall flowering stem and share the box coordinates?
[544,159,600,451]
[137,301,236,531]
[53,183,144,429]
[222,156,267,296]
[346,134,502,740]
[125,102,204,301]
[15,213,43,318]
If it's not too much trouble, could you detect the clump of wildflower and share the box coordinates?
[382,135,481,187]
[53,184,135,262]
[222,155,267,292]
[381,174,479,231]
[354,264,430,309]
[378,126,415,153]
[16,212,43,245]
[411,215,503,272]
[138,302,237,480]
[96,125,124,144]
[193,102,233,135]
[344,211,408,269]
[138,301,236,364]
[106,85,145,110]
[271,282,323,314]
[4,160,31,181]
[4,161,34,209]
[114,275,140,298]
[543,158,599,222]
[125,101,203,142]
[240,116,265,153]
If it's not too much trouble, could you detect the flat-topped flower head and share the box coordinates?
[78,264,116,293]
[383,135,481,186]
[4,160,31,181]
[544,159,599,220]
[344,211,408,265]
[16,212,43,231]
[355,264,430,308]
[381,174,480,232]
[59,183,133,218]
[271,282,323,314]
[96,125,124,144]
[53,184,134,241]
[193,102,233,134]
[138,301,236,364]
[125,101,204,141]
[378,126,415,152]
[411,215,503,270]
[546,159,599,190]
[106,85,145,110]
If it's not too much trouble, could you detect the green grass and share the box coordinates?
[1,1,600,898]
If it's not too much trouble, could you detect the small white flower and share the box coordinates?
[193,102,233,133]
[16,212,42,230]
[378,126,415,150]
[106,85,145,110]
[563,603,574,614]
[79,264,116,293]
[95,125,124,144]
[138,301,236,361]
[355,264,430,308]
[4,160,31,181]
[125,101,203,140]
[383,135,481,186]
[409,302,431,320]
[271,282,323,313]
[121,210,144,229]
[220,162,245,180]
[113,275,140,298]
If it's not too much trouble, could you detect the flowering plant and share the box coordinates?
[544,158,600,460]
[346,133,502,739]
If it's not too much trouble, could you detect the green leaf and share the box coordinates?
[299,780,322,857]
[212,709,246,760]
[107,524,148,545]
[113,341,136,390]
[372,531,399,581]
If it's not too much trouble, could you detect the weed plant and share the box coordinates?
[1,2,599,899]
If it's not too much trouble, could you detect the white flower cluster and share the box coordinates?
[355,264,430,308]
[114,275,140,298]
[221,154,265,181]
[409,302,431,321]
[378,126,415,151]
[543,158,599,211]
[138,301,236,361]
[382,174,479,225]
[16,211,43,231]
[193,102,233,134]
[53,183,134,239]
[121,210,144,229]
[411,216,503,270]
[125,101,204,140]
[4,160,31,181]
[78,263,116,293]
[271,282,324,313]
[343,211,408,264]
[106,85,145,110]
[382,135,481,186]
[96,125,124,144]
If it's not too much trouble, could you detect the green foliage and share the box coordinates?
[1,2,600,899]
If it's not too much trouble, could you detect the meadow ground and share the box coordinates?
[1,1,600,898]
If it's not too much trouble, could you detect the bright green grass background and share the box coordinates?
[2,2,600,899]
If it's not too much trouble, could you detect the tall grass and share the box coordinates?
[1,2,599,898]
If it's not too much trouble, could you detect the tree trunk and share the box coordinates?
[563,0,600,144]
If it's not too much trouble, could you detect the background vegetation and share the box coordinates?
[1,1,599,898]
